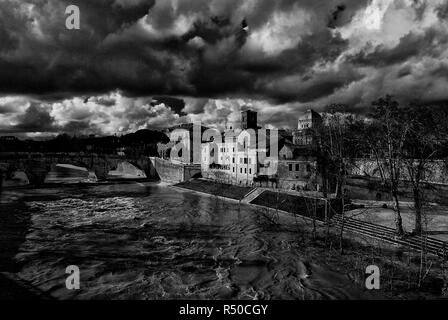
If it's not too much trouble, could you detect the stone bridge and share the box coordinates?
[0,152,157,185]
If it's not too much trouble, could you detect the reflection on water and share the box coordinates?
[0,182,368,299]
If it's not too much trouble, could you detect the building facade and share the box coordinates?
[200,108,322,190]
[201,130,259,185]
[293,109,322,146]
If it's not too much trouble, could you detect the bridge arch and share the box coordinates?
[44,163,97,183]
[107,160,147,179]
[1,168,30,186]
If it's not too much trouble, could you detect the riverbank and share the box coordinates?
[174,179,253,201]
[251,190,329,220]
[174,179,448,299]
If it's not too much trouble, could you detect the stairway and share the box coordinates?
[241,188,265,204]
[331,214,448,258]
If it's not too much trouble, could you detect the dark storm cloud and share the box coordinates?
[1,0,448,135]
[397,65,412,78]
[60,120,93,132]
[88,96,116,106]
[436,2,448,20]
[347,28,446,67]
[0,0,369,102]
[0,0,156,96]
[265,65,364,103]
[183,97,208,114]
[0,22,19,53]
[328,4,347,29]
[151,96,185,115]
[13,103,57,133]
[0,103,17,114]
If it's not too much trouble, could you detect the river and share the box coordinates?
[0,181,369,299]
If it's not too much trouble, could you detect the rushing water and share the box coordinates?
[0,182,369,299]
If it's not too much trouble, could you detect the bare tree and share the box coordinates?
[316,104,357,253]
[402,103,447,234]
[364,95,408,236]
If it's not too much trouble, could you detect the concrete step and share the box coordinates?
[241,188,265,204]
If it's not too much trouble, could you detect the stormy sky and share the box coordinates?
[1,0,448,137]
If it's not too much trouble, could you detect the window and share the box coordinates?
[240,168,243,173]
[244,168,247,174]
[289,164,293,171]
[249,168,252,174]
[244,158,248,164]
[295,164,300,171]
[232,157,235,163]
[233,167,235,172]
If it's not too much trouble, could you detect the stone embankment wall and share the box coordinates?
[346,158,448,204]
[150,157,201,183]
[347,159,448,184]
[201,168,237,185]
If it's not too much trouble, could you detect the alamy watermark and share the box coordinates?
[365,265,380,290]
[65,5,80,30]
[65,265,80,290]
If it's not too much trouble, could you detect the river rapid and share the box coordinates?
[0,182,370,299]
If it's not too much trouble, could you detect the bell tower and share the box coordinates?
[241,110,257,130]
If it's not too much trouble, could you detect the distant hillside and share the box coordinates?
[0,129,170,156]
[121,129,170,145]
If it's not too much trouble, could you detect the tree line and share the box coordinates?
[317,95,448,237]
[0,129,169,157]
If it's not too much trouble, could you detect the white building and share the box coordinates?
[201,129,259,185]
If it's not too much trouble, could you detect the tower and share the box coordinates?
[297,109,322,130]
[241,110,257,130]
[293,109,322,146]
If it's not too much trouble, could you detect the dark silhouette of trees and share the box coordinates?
[363,95,407,236]
[357,96,448,236]
[0,129,169,156]
[316,104,360,253]
[316,104,364,198]
[401,103,448,233]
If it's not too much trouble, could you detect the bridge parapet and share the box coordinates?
[0,153,156,185]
